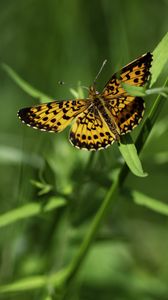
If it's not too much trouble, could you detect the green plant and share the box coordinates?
[0,28,168,300]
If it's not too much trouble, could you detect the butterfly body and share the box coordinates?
[18,52,152,151]
[89,86,121,141]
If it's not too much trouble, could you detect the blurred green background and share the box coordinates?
[0,0,168,299]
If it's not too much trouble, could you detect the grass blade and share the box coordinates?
[132,190,168,215]
[1,63,52,103]
[0,197,66,228]
[150,32,168,86]
[118,135,147,177]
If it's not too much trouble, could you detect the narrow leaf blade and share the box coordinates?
[151,32,168,86]
[0,197,66,228]
[1,63,52,103]
[122,82,146,97]
[132,190,168,215]
[119,135,147,177]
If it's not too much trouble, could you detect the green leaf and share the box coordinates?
[70,82,85,98]
[118,135,147,177]
[69,88,79,98]
[146,86,168,98]
[0,268,69,294]
[132,190,168,216]
[151,32,168,86]
[121,82,146,97]
[0,276,46,293]
[1,63,52,103]
[31,179,53,196]
[0,197,66,229]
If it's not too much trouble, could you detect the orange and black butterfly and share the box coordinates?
[18,52,152,151]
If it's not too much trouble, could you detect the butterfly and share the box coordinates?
[18,52,152,151]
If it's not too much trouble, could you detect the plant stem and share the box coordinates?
[66,174,119,283]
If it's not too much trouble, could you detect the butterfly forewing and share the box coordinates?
[102,52,152,98]
[18,99,90,133]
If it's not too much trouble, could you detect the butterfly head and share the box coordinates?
[88,85,99,99]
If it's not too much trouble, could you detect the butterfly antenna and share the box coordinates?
[93,59,107,85]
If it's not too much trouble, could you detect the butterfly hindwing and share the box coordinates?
[110,97,145,134]
[69,107,115,150]
[18,99,90,132]
[103,95,145,134]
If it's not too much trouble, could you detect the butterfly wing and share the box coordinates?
[102,52,152,98]
[18,99,90,132]
[102,52,152,135]
[104,96,145,135]
[69,106,116,150]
